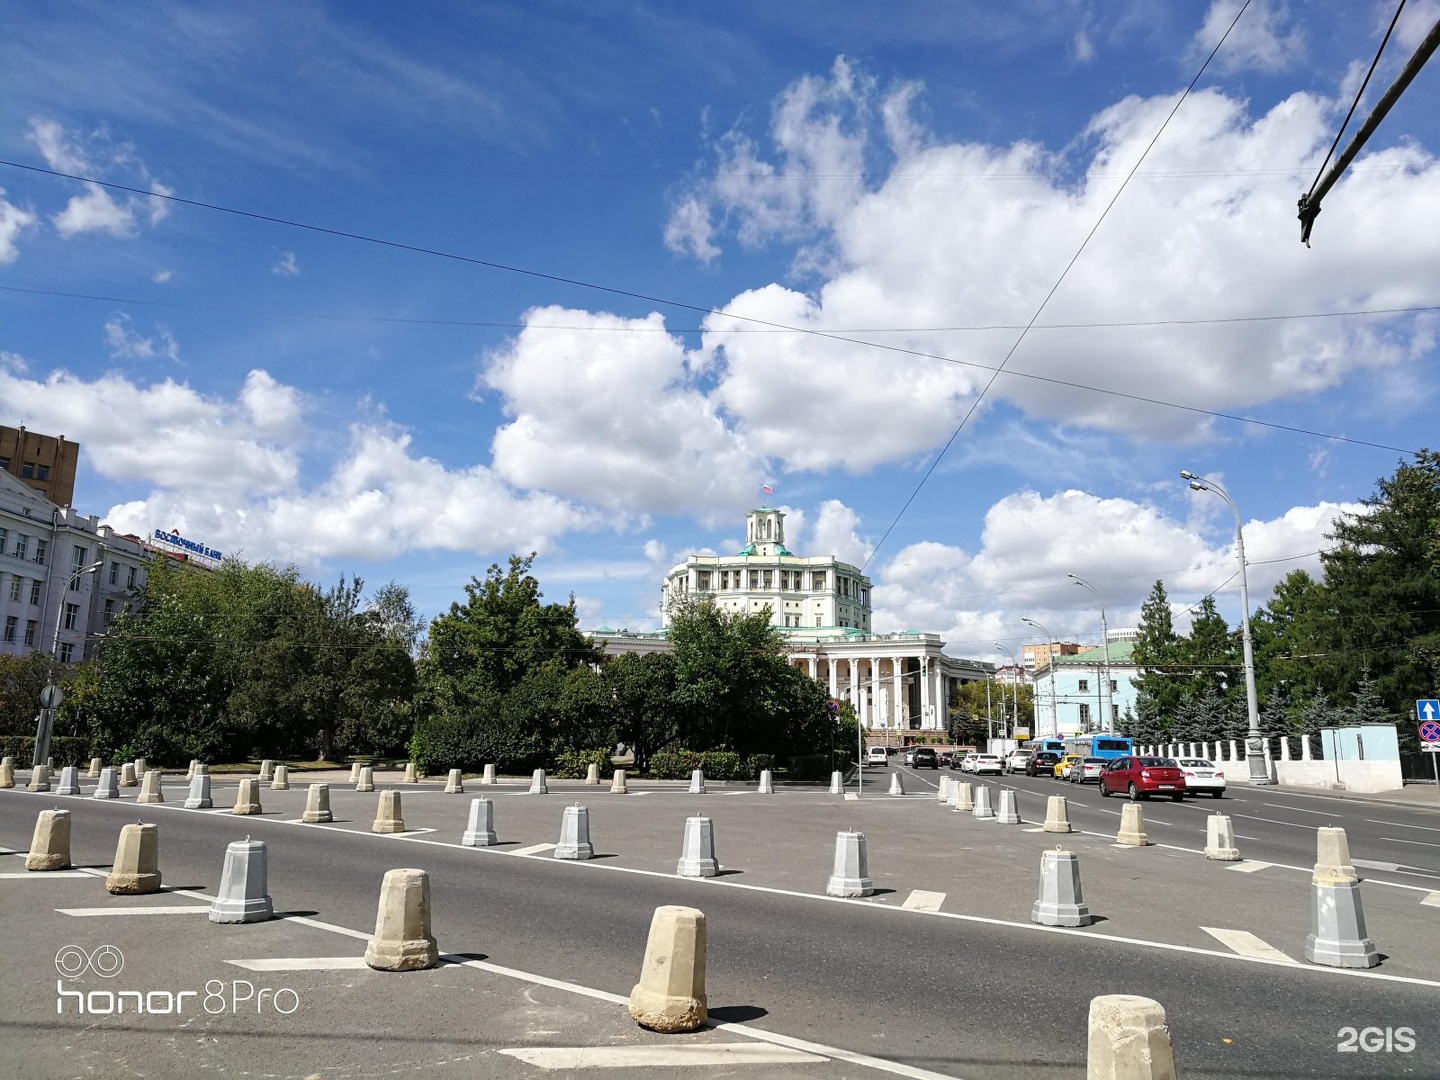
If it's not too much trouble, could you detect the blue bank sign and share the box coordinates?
[151,529,223,563]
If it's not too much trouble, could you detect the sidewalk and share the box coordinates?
[1268,779,1440,808]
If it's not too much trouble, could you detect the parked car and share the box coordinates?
[912,747,939,769]
[903,749,915,766]
[1025,751,1063,777]
[939,751,956,768]
[1070,757,1106,784]
[1177,758,1226,797]
[972,753,1004,775]
[958,752,981,772]
[1004,749,1032,774]
[1055,753,1085,780]
[865,746,889,767]
[1099,756,1186,800]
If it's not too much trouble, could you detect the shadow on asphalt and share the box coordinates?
[709,1004,768,1022]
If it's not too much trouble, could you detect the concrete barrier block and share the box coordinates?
[270,765,290,790]
[210,839,273,923]
[26,808,72,871]
[1204,814,1240,861]
[185,759,196,780]
[481,764,497,785]
[555,804,594,860]
[688,769,706,795]
[119,763,137,787]
[937,776,951,802]
[825,830,874,897]
[106,822,161,895]
[828,770,843,795]
[1312,826,1357,884]
[258,760,274,783]
[610,768,628,794]
[953,782,974,812]
[444,768,464,794]
[995,788,1022,824]
[184,774,213,809]
[0,754,12,766]
[1043,795,1073,833]
[462,797,497,847]
[302,783,332,823]
[756,769,774,795]
[372,790,406,833]
[55,766,81,796]
[1032,848,1091,927]
[972,786,995,819]
[136,769,164,804]
[86,757,102,778]
[888,772,904,796]
[1086,994,1177,1080]
[529,768,549,795]
[628,905,707,1033]
[403,762,418,784]
[356,766,375,793]
[232,777,263,816]
[1117,803,1149,847]
[134,757,147,779]
[677,815,718,878]
[1305,880,1379,968]
[26,764,51,792]
[0,761,12,789]
[585,763,600,785]
[93,768,119,800]
[348,762,362,784]
[364,868,438,971]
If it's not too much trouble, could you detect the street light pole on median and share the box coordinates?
[1181,471,1272,787]
[1021,617,1056,739]
[1067,574,1110,733]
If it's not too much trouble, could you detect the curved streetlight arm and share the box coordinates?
[1067,573,1111,732]
[1022,617,1057,738]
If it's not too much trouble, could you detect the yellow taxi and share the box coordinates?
[1054,753,1084,779]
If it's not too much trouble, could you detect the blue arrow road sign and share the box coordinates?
[1419,699,1440,725]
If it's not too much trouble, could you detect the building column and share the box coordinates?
[891,657,903,732]
[848,659,859,725]
[827,656,837,700]
[807,655,817,680]
[871,656,882,730]
[919,655,930,730]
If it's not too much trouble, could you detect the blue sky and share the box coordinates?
[2,1,1438,663]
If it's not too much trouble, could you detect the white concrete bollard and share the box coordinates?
[1305,827,1378,968]
[482,763,497,784]
[444,768,464,794]
[610,768,628,794]
[210,838,273,923]
[462,797,497,847]
[106,822,161,894]
[87,757,102,778]
[1300,735,1313,761]
[270,765,290,790]
[356,766,375,792]
[1087,994,1177,1080]
[1043,795,1073,833]
[403,762,418,784]
[186,759,197,780]
[349,762,362,784]
[134,757,147,778]
[677,815,719,877]
[232,777,263,815]
[825,830,874,897]
[888,771,904,796]
[55,766,82,796]
[1032,848,1091,927]
[26,809,72,871]
[364,868,438,971]
[0,754,12,767]
[1117,803,1149,847]
[372,790,406,833]
[136,769,164,804]
[972,785,995,819]
[688,769,706,795]
[585,763,600,786]
[628,905,707,1033]
[27,764,51,792]
[828,770,843,795]
[953,782,974,812]
[0,761,12,789]
[1279,737,1291,761]
[258,759,274,783]
[120,762,137,787]
[529,768,549,795]
[93,767,120,800]
[1204,814,1240,861]
[937,775,952,802]
[184,773,213,809]
[555,804,594,860]
[995,788,1022,824]
[302,783,333,823]
[756,769,774,795]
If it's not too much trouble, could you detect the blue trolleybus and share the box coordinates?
[1061,735,1136,762]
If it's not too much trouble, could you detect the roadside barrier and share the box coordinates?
[232,777,263,816]
[372,790,406,834]
[677,815,718,878]
[210,838,273,924]
[825,830,874,897]
[462,797,497,847]
[106,822,161,894]
[185,773,213,809]
[26,808,72,871]
[1304,826,1378,969]
[628,905,707,1033]
[137,769,164,805]
[364,868,438,971]
[302,783,332,823]
[1087,994,1177,1080]
[1116,803,1149,847]
[1203,815,1240,861]
[555,804,594,860]
[1032,848,1091,927]
[1043,795,1072,834]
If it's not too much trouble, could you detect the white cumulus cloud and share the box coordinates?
[0,189,38,262]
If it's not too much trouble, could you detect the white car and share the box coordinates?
[903,749,915,767]
[958,752,980,772]
[865,746,889,767]
[973,754,1004,775]
[1004,750,1032,774]
[1177,758,1226,797]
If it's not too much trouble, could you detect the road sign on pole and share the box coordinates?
[1420,719,1440,743]
[1418,699,1440,723]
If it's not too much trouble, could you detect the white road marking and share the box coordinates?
[1263,804,1332,816]
[1226,861,1272,873]
[1201,927,1297,964]
[58,905,210,916]
[1366,819,1440,833]
[901,890,946,912]
[498,1044,828,1069]
[1023,827,1046,833]
[1355,858,1405,871]
[1231,814,1316,830]
[1421,892,1440,908]
[0,871,91,879]
[510,843,558,856]
[1380,836,1440,848]
[227,957,368,971]
[843,793,859,801]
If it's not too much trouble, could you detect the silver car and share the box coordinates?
[1004,749,1032,774]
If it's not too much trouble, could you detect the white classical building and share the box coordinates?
[592,507,991,734]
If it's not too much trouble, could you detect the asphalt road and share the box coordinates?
[3,781,1438,1079]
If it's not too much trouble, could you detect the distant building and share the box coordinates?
[1022,640,1084,673]
[1031,638,1140,737]
[0,424,79,507]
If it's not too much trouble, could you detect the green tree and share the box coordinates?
[602,651,680,773]
[1132,581,1186,726]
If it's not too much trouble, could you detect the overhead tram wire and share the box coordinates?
[858,0,1256,572]
[0,283,1417,457]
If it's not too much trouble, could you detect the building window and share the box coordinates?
[1108,679,1118,693]
[20,461,34,478]
[23,620,36,647]
[103,598,114,625]
[1078,679,1089,693]
[812,571,827,591]
[29,580,41,605]
[13,534,27,559]
[762,570,773,590]
[815,616,822,627]
[7,577,20,603]
[33,539,46,565]
[58,642,74,664]
[0,528,6,550]
[696,571,710,591]
[63,603,79,631]
[36,464,49,481]
[1111,703,1120,723]
[109,561,119,585]
[1079,703,1091,726]
[748,570,759,589]
[2,616,15,643]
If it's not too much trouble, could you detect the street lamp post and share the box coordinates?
[1067,573,1110,733]
[1181,471,1272,786]
[1022,617,1057,738]
[994,643,1019,744]
[35,560,104,766]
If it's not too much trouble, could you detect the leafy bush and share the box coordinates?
[744,753,775,780]
[0,736,91,767]
[552,747,613,779]
[647,748,747,780]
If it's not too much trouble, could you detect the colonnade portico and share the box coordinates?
[792,635,986,733]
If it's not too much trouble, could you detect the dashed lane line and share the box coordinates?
[1226,861,1273,873]
[227,957,369,971]
[1201,927,1297,964]
[1379,836,1440,849]
[509,842,558,856]
[900,890,946,912]
[1369,819,1440,833]
[497,1044,828,1069]
[0,871,92,879]
[1422,892,1440,908]
[58,905,210,916]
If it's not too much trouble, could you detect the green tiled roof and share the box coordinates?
[1049,639,1137,665]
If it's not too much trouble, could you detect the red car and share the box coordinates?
[1099,756,1186,801]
